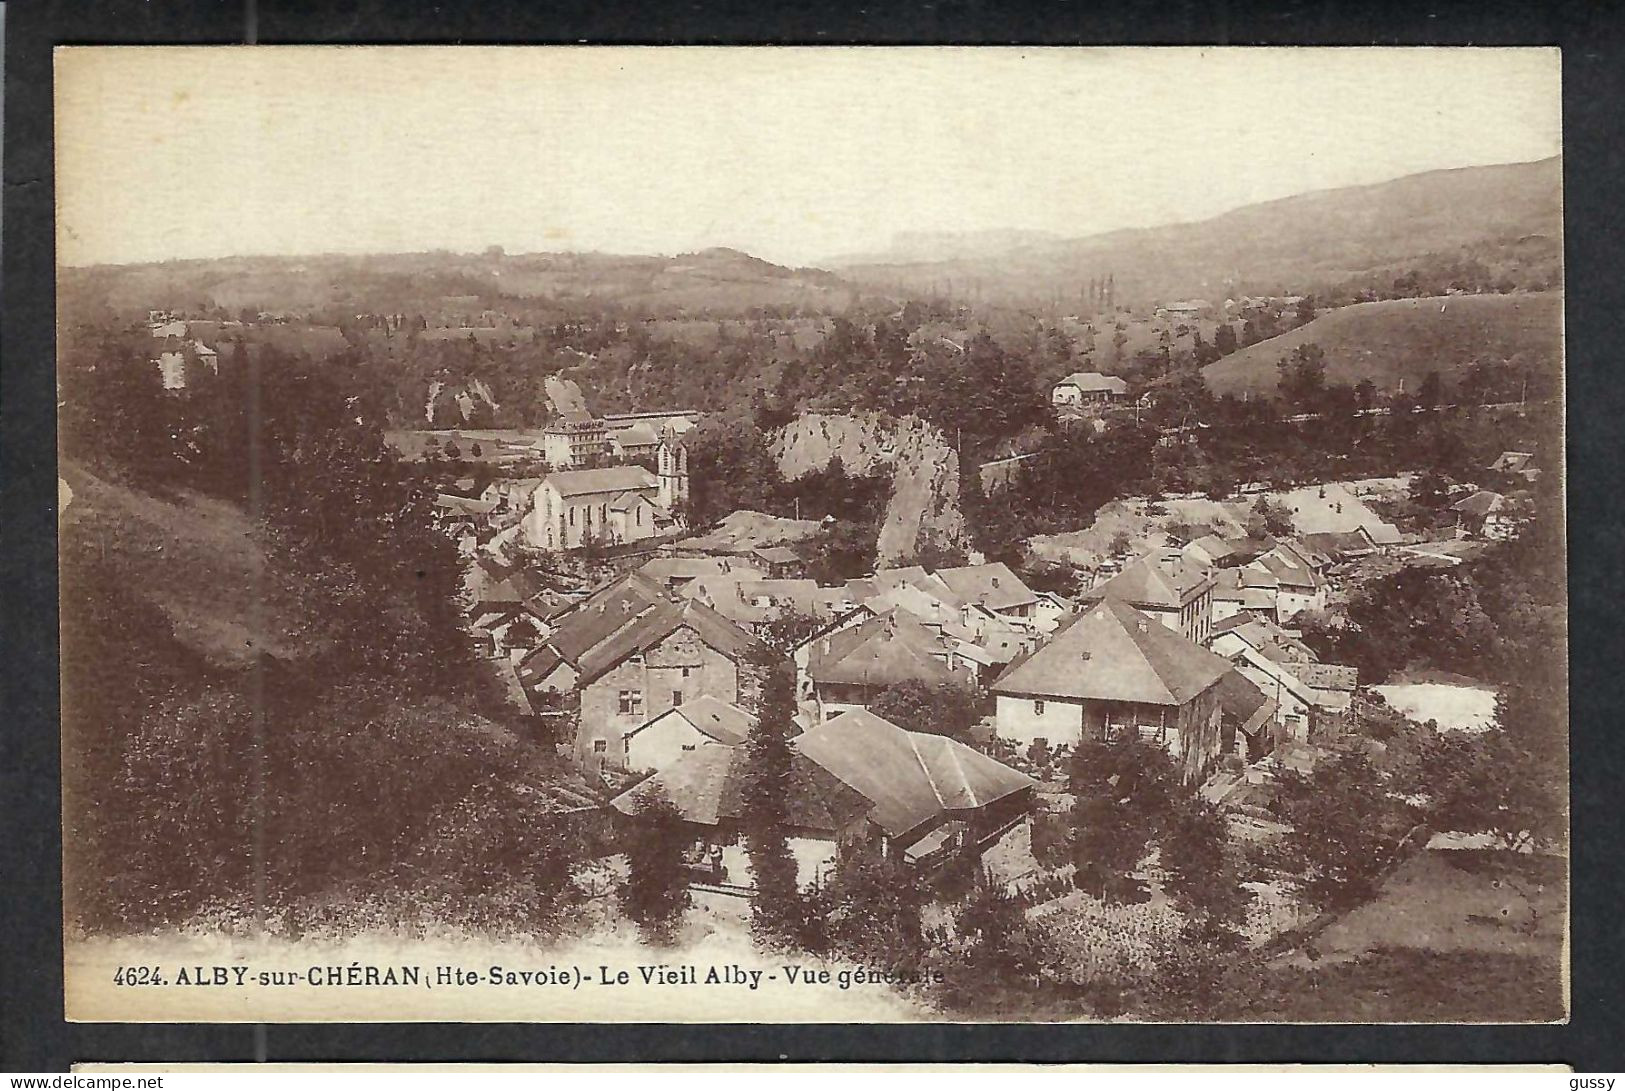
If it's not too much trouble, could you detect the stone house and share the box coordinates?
[990,599,1233,782]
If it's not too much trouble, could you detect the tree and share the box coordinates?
[1068,737,1179,898]
[952,879,1056,990]
[1294,296,1317,327]
[759,608,824,655]
[868,679,983,746]
[1417,369,1445,409]
[824,852,927,970]
[1428,694,1563,853]
[742,661,805,946]
[1276,342,1327,410]
[1353,378,1377,413]
[1274,748,1410,908]
[1246,495,1295,538]
[1160,797,1250,926]
[618,793,691,945]
[1407,468,1452,510]
[1214,323,1238,356]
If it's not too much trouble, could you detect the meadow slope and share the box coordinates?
[1200,292,1563,398]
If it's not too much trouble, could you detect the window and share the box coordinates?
[569,507,575,527]
[593,739,607,753]
[681,744,696,752]
[672,690,684,707]
[681,666,691,679]
[1033,700,1045,716]
[617,690,643,716]
[637,506,643,527]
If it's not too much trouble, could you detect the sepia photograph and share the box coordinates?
[55,45,1565,1023]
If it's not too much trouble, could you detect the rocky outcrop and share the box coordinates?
[771,412,966,566]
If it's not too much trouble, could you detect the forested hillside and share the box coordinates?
[58,331,601,936]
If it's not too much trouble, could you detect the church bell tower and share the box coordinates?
[657,426,689,514]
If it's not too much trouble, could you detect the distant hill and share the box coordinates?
[1200,292,1564,398]
[835,157,1562,307]
[60,246,860,322]
[831,228,1063,266]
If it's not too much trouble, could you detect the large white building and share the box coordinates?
[522,429,688,551]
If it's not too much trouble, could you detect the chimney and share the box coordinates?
[821,638,830,655]
[595,603,606,615]
[1137,617,1148,633]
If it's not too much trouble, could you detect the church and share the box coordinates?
[522,427,689,551]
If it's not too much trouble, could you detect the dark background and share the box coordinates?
[5,0,1624,1071]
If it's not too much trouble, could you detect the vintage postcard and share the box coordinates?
[56,45,1566,1023]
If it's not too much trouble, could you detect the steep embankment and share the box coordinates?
[1201,292,1564,398]
[57,463,315,668]
[772,413,966,566]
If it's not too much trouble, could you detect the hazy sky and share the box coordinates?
[56,46,1561,268]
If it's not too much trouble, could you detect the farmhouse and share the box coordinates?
[1051,371,1129,406]
[990,599,1233,782]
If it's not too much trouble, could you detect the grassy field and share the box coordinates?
[1256,847,1567,1022]
[1201,292,1563,398]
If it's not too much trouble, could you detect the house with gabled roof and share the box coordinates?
[794,708,1036,871]
[609,706,1037,888]
[1086,547,1216,644]
[990,599,1234,781]
[1209,612,1357,741]
[1052,371,1128,406]
[1452,489,1518,540]
[609,741,871,890]
[622,696,757,775]
[1210,567,1281,626]
[933,562,1040,621]
[805,609,969,722]
[515,571,763,771]
[1487,450,1539,482]
[637,555,764,592]
[1246,544,1326,620]
[683,576,836,633]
